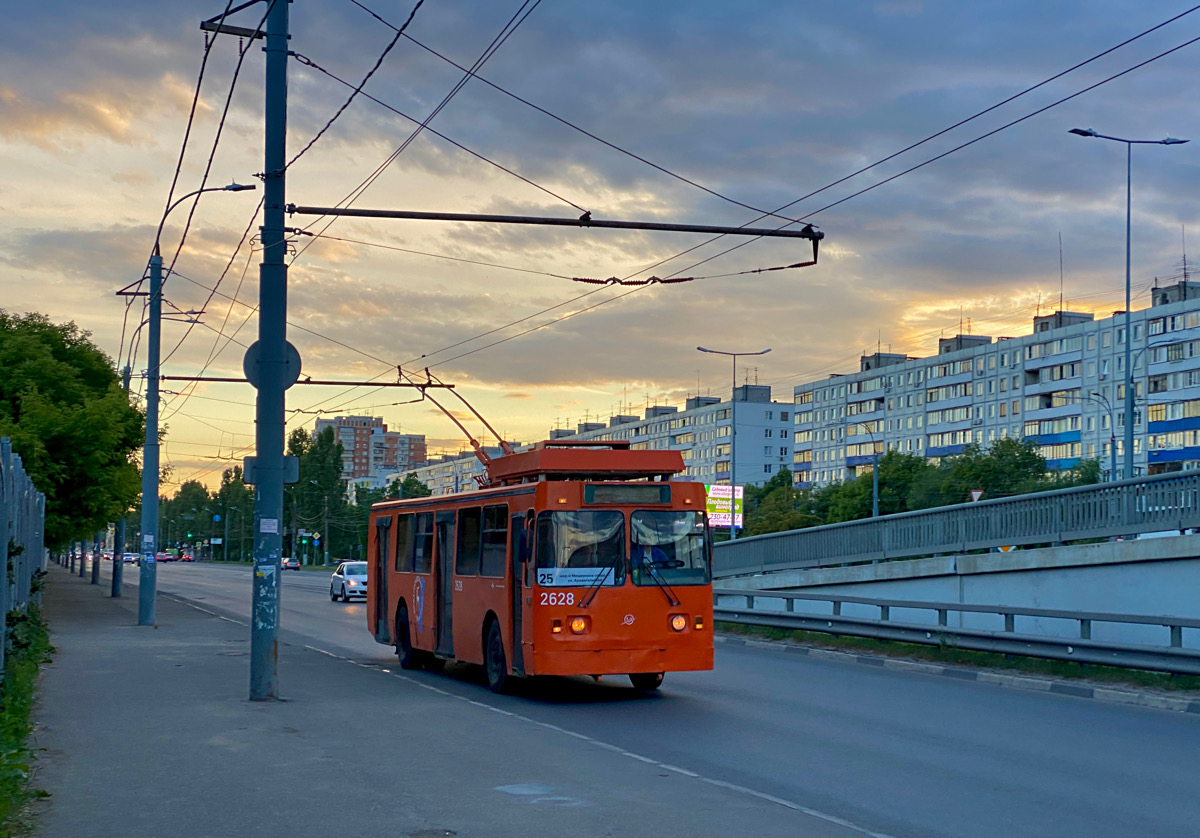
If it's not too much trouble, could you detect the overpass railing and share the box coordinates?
[713,471,1200,579]
[714,587,1200,676]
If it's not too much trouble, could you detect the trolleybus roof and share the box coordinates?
[486,440,684,486]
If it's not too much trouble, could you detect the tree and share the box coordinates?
[214,467,254,560]
[399,473,432,499]
[160,480,212,554]
[0,311,144,547]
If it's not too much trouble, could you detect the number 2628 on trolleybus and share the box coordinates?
[366,440,714,693]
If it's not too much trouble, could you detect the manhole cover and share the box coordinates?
[217,651,249,656]
[407,831,456,837]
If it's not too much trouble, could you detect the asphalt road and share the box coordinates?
[114,560,1200,838]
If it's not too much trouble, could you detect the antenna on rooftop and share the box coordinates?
[1058,231,1065,313]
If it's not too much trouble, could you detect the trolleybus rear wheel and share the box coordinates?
[396,606,419,670]
[629,672,664,691]
[485,620,512,694]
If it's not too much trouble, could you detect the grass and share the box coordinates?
[716,621,1200,693]
[0,603,54,837]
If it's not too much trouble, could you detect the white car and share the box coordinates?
[330,561,368,602]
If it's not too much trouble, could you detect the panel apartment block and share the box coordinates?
[792,281,1200,487]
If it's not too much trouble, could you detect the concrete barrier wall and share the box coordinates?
[717,535,1200,648]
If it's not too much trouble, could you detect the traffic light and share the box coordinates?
[187,531,192,538]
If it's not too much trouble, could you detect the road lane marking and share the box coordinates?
[300,644,897,838]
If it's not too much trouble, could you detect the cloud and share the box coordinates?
[5,0,1200,487]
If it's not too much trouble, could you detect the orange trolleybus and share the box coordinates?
[366,440,714,692]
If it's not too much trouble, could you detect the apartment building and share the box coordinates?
[404,386,794,496]
[313,415,426,481]
[792,280,1200,487]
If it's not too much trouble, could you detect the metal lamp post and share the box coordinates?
[852,421,881,517]
[1069,128,1187,480]
[137,181,256,626]
[697,346,771,540]
[1084,392,1117,481]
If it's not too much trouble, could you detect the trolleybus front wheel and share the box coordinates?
[629,672,664,691]
[485,619,512,694]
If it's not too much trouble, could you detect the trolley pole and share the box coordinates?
[249,0,290,701]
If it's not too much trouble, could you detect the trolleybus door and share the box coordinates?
[435,510,455,657]
[510,512,526,675]
[373,517,391,643]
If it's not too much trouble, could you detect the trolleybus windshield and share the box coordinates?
[536,510,626,587]
[631,510,711,587]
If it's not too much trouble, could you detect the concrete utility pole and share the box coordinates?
[138,250,163,625]
[91,531,101,584]
[224,507,234,562]
[112,363,131,597]
[249,0,291,701]
[323,495,330,566]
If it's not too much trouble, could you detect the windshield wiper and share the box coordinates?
[579,563,614,609]
[639,558,680,607]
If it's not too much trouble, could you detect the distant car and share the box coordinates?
[281,557,300,571]
[180,553,194,562]
[122,553,138,564]
[330,561,368,602]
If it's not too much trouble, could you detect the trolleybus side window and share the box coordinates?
[535,510,626,587]
[456,507,482,576]
[631,510,711,587]
[413,511,434,574]
[395,513,414,572]
[480,505,508,578]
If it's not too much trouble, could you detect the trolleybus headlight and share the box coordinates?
[670,614,688,632]
[569,616,589,635]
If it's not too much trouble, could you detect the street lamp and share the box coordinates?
[1069,128,1187,480]
[137,182,256,627]
[697,346,771,540]
[1083,392,1117,481]
[851,421,881,517]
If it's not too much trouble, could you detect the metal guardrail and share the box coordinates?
[714,471,1200,578]
[1,437,48,675]
[714,587,1200,676]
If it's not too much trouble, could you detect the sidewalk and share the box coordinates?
[30,564,833,838]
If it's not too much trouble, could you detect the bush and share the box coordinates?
[0,604,54,836]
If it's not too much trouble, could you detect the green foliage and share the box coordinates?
[0,604,54,834]
[286,426,355,561]
[399,473,432,499]
[744,442,1102,536]
[0,311,144,548]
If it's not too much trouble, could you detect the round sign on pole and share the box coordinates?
[243,340,302,390]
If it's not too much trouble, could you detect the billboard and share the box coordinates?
[705,484,744,528]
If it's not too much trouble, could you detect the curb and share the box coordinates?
[716,635,1200,715]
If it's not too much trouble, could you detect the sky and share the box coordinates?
[2,0,1199,491]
